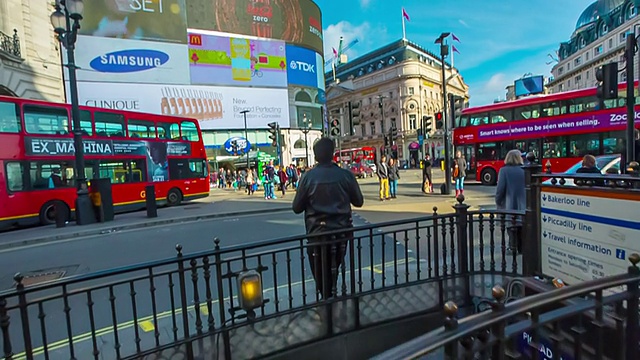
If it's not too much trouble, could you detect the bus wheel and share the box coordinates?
[39,201,69,225]
[481,169,497,186]
[167,188,183,206]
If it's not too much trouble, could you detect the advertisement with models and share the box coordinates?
[186,0,323,54]
[78,0,188,44]
[64,35,190,84]
[188,31,287,87]
[70,82,291,130]
[285,44,324,89]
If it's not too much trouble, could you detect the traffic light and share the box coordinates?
[435,112,444,130]
[230,140,238,155]
[596,63,618,100]
[267,122,278,147]
[383,135,389,148]
[350,101,361,125]
[450,95,466,129]
[330,119,340,136]
[390,126,398,140]
[423,115,433,133]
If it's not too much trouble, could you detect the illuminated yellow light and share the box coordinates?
[237,271,263,311]
[242,278,259,299]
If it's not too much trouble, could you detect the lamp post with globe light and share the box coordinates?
[51,0,94,225]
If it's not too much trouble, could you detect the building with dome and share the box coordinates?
[549,0,638,93]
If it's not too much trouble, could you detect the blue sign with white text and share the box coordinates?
[286,45,320,88]
[90,49,170,73]
[224,137,251,155]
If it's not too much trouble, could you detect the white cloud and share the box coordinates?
[458,19,469,28]
[322,21,389,69]
[360,0,371,8]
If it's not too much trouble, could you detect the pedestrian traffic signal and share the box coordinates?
[330,119,340,136]
[268,122,279,147]
[423,115,433,133]
[596,63,618,100]
[435,112,444,130]
[230,139,238,155]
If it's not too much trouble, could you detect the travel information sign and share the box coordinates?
[540,187,640,293]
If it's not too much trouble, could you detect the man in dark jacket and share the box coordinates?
[292,138,364,299]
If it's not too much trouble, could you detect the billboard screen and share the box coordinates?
[65,35,190,84]
[285,44,324,89]
[70,82,291,130]
[515,76,544,97]
[188,32,287,87]
[186,0,323,54]
[78,0,188,44]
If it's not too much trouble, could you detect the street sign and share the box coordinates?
[418,135,424,145]
[540,187,640,294]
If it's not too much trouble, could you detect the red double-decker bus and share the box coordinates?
[0,95,210,229]
[453,83,639,185]
[333,146,376,164]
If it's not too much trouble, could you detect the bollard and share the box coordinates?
[146,185,158,218]
[54,202,66,228]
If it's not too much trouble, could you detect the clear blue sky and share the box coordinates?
[315,0,591,106]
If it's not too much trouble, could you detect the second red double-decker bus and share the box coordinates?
[453,83,639,185]
[0,95,210,230]
[333,146,376,164]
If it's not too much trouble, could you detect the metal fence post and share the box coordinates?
[522,152,542,276]
[454,196,471,303]
[443,301,459,359]
[14,274,33,360]
[175,245,194,359]
[625,253,640,360]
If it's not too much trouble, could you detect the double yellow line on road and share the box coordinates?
[12,256,416,359]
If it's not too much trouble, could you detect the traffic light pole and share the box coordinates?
[440,43,452,195]
[276,124,283,166]
[626,34,636,169]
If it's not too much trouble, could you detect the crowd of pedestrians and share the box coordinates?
[209,162,305,200]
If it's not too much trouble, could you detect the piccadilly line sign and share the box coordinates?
[25,138,191,156]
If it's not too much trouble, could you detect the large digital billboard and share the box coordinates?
[70,82,291,130]
[186,0,323,54]
[188,32,287,87]
[66,35,190,84]
[285,44,324,89]
[79,0,188,44]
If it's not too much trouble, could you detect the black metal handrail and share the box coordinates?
[0,29,21,58]
[372,258,640,359]
[0,200,525,360]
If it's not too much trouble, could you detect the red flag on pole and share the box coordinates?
[452,45,460,54]
[452,33,461,42]
[332,47,338,56]
[402,8,410,21]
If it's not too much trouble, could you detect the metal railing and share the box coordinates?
[372,254,640,360]
[0,30,21,58]
[373,155,640,359]
[0,199,524,360]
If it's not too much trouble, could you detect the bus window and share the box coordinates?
[128,119,156,138]
[168,159,207,180]
[98,160,146,184]
[543,137,567,158]
[490,109,510,124]
[0,101,20,133]
[602,131,624,154]
[514,105,540,120]
[469,113,488,126]
[181,121,199,141]
[541,102,562,117]
[455,115,469,127]
[29,161,74,189]
[568,133,600,157]
[95,112,125,137]
[24,105,69,135]
[568,96,598,113]
[156,125,168,139]
[5,162,25,192]
[80,110,93,136]
[170,123,180,140]
[477,143,501,161]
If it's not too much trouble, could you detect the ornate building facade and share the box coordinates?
[325,39,469,167]
[549,0,640,93]
[0,0,64,101]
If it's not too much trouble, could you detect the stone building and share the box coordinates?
[325,39,469,167]
[0,0,64,101]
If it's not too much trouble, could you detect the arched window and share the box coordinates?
[600,22,608,36]
[314,94,320,103]
[294,139,306,149]
[295,91,312,102]
[628,3,637,19]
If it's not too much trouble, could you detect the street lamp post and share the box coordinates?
[301,114,312,166]
[377,95,388,156]
[240,110,250,169]
[435,32,452,195]
[51,0,94,225]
